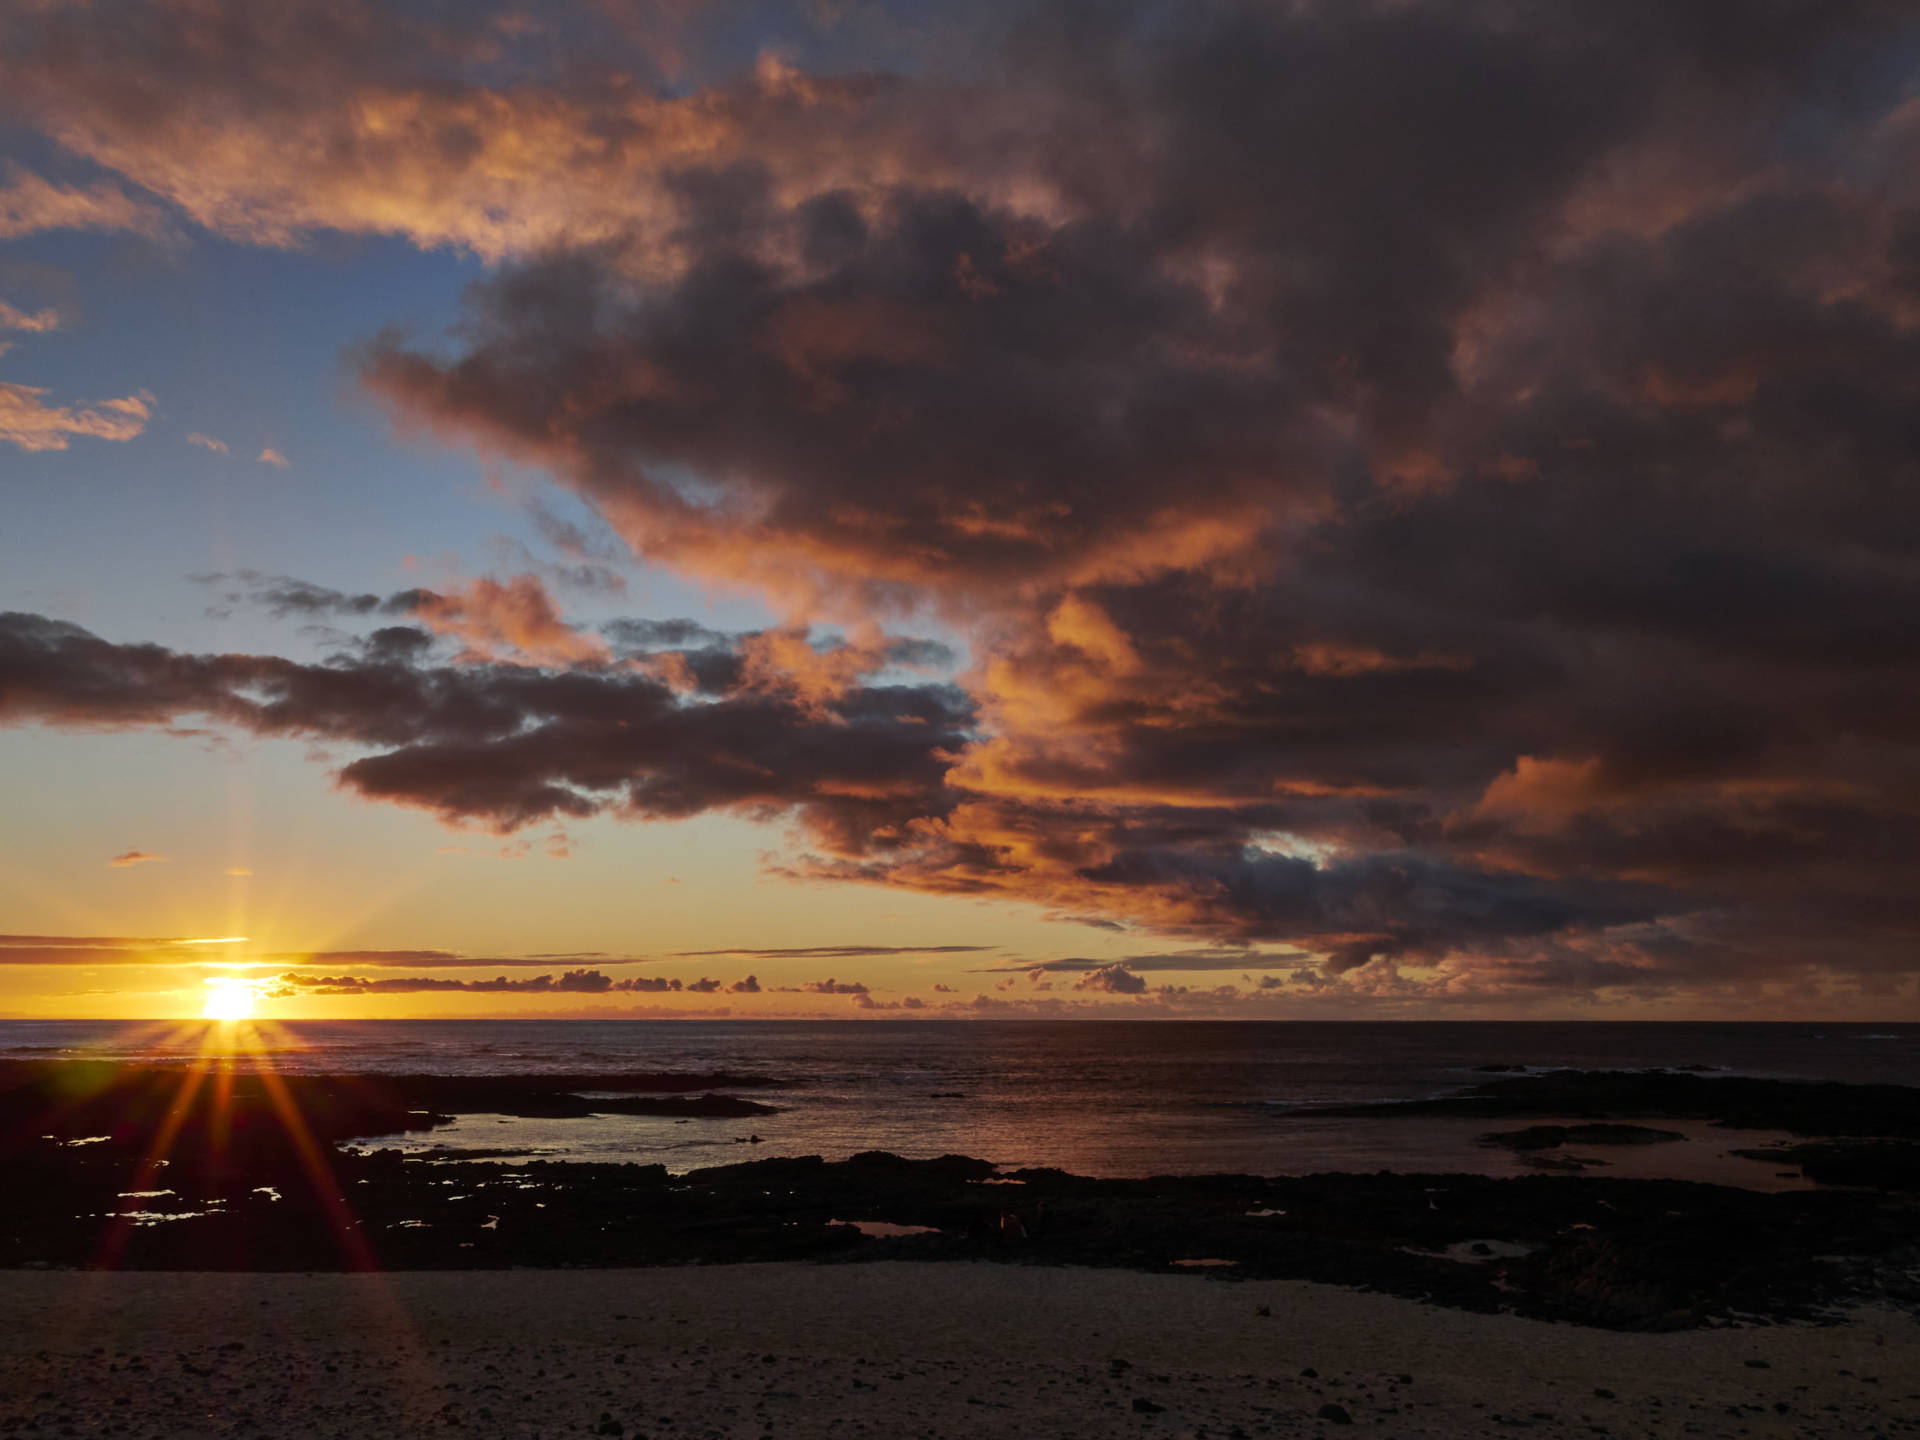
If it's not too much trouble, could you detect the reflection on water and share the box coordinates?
[346,1107,1831,1189]
[828,1219,940,1238]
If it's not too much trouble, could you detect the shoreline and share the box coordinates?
[5,1263,1916,1438]
[5,1064,1920,1331]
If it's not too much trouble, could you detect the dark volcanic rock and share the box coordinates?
[1729,1142,1920,1191]
[1316,1402,1353,1424]
[0,1059,787,1147]
[1482,1124,1687,1151]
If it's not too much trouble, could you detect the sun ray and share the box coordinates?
[90,1027,221,1268]
[231,1024,378,1271]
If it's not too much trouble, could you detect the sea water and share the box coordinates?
[4,1019,1915,1182]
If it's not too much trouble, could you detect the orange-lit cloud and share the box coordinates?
[0,298,58,332]
[409,574,611,667]
[0,164,170,241]
[107,849,164,868]
[0,932,242,964]
[0,383,151,452]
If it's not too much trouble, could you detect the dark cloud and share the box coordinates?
[777,978,870,995]
[268,968,697,995]
[200,571,394,621]
[618,975,682,993]
[0,609,971,846]
[602,618,735,653]
[850,991,925,1011]
[1071,964,1147,996]
[981,950,1303,974]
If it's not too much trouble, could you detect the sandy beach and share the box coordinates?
[2,1263,1914,1439]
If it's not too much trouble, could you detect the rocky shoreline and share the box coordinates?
[5,1063,1918,1333]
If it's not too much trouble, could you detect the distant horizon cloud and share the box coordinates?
[107,849,163,868]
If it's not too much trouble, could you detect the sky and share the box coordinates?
[1,0,1918,1021]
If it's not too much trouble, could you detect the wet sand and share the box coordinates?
[2,1263,1915,1438]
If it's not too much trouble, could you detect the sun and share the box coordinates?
[202,979,258,1022]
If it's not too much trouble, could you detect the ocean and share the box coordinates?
[5,1019,1916,1184]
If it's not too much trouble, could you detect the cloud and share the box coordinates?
[268,966,638,995]
[186,432,228,453]
[0,384,151,452]
[0,936,688,969]
[620,975,683,993]
[979,950,1306,975]
[1071,964,1147,996]
[407,574,611,667]
[0,5,1061,266]
[850,990,926,1011]
[257,446,289,467]
[0,299,58,332]
[725,974,761,994]
[674,944,990,959]
[106,849,162,868]
[200,570,392,620]
[602,618,736,653]
[204,569,959,700]
[0,933,243,964]
[0,165,170,241]
[0,609,970,845]
[779,977,869,995]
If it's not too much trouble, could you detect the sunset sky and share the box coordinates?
[3,0,1918,1020]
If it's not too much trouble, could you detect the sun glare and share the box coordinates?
[202,979,258,1022]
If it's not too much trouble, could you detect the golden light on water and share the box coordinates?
[201,977,258,1021]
